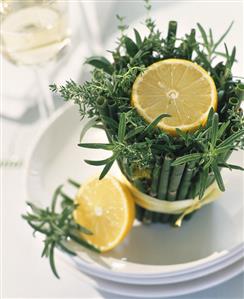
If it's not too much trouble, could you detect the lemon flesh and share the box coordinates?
[74,176,135,252]
[132,59,217,135]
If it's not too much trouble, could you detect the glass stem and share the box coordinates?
[33,67,55,119]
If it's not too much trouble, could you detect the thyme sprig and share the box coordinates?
[22,181,100,278]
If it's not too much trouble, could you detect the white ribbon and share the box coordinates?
[122,177,222,227]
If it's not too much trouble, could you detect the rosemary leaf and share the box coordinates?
[25,220,50,235]
[217,121,230,139]
[217,129,244,148]
[78,143,114,150]
[213,21,234,51]
[84,156,115,166]
[51,185,63,213]
[102,116,119,130]
[125,126,145,140]
[218,162,244,171]
[124,36,139,57]
[172,153,202,166]
[80,117,99,142]
[118,113,126,142]
[211,113,219,146]
[58,242,77,256]
[68,232,100,253]
[49,242,60,279]
[212,161,225,191]
[215,145,234,155]
[67,178,80,188]
[197,23,209,50]
[71,222,93,235]
[143,114,170,135]
[134,28,143,46]
[41,240,51,257]
[199,169,209,199]
[26,202,43,215]
[99,159,115,180]
[85,56,113,74]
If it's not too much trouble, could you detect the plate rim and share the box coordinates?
[59,251,244,298]
[71,247,243,284]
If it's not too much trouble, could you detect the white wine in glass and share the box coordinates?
[0,0,71,167]
[0,0,71,65]
[0,0,71,118]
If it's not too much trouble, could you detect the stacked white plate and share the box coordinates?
[26,104,244,298]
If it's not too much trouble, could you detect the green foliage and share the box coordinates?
[124,36,139,57]
[85,56,113,74]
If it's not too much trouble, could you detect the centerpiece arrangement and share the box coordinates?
[24,0,244,278]
[51,2,243,226]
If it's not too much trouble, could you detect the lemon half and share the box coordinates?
[74,176,135,252]
[132,59,217,135]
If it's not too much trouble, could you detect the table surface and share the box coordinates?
[2,1,244,298]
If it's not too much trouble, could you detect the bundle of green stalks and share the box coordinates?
[51,1,244,225]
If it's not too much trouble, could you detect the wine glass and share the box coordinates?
[0,0,71,167]
[1,0,71,117]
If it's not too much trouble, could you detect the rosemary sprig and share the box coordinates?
[172,113,244,196]
[22,182,100,278]
[78,113,170,178]
[197,21,234,62]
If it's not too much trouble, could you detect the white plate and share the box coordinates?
[60,252,244,298]
[72,245,243,285]
[25,104,244,280]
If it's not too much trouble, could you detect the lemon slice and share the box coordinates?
[73,176,135,252]
[132,59,217,135]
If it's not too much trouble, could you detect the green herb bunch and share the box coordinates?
[22,179,99,278]
[51,1,244,225]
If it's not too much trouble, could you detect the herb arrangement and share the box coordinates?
[51,1,244,225]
